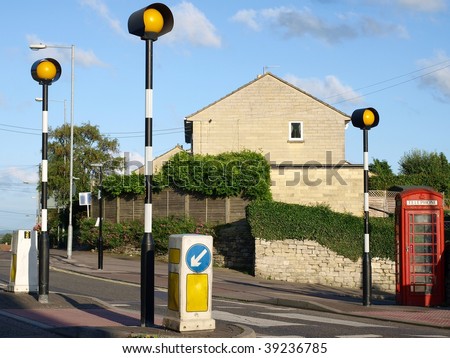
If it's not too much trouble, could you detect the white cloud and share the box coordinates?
[396,0,446,12]
[75,48,107,68]
[231,9,260,31]
[232,6,407,44]
[0,167,38,185]
[417,52,450,102]
[27,34,107,68]
[360,16,409,39]
[265,7,357,43]
[285,74,363,105]
[79,0,126,37]
[166,1,221,48]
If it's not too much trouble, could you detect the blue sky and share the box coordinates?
[1,0,450,230]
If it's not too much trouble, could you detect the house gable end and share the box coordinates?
[186,73,349,164]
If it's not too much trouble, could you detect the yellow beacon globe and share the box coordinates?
[362,109,375,127]
[36,61,57,81]
[143,8,164,33]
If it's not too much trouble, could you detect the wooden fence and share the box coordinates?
[369,190,398,217]
[91,189,249,224]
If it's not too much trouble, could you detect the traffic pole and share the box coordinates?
[141,38,155,327]
[362,128,371,306]
[39,82,50,304]
[31,58,61,304]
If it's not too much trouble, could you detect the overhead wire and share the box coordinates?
[3,58,450,136]
[105,127,184,138]
[0,123,40,135]
[327,58,450,105]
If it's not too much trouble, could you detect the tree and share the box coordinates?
[1,233,12,245]
[369,159,394,176]
[398,149,450,195]
[47,123,123,208]
[369,159,396,190]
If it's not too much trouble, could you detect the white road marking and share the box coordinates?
[258,335,306,338]
[336,334,383,338]
[213,310,305,328]
[410,335,449,338]
[260,312,392,328]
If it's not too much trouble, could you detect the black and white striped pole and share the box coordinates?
[128,3,173,327]
[91,163,104,270]
[351,107,379,307]
[31,58,61,303]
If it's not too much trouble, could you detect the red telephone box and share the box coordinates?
[395,187,446,306]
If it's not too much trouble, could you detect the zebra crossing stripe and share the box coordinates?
[260,312,391,328]
[213,310,304,328]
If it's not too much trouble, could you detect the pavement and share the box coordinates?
[0,248,449,338]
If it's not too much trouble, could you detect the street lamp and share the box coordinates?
[128,3,174,327]
[35,98,67,125]
[351,107,380,307]
[30,43,75,260]
[23,180,40,225]
[31,57,62,303]
[91,163,103,270]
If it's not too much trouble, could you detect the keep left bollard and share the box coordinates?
[163,234,216,332]
[8,230,38,293]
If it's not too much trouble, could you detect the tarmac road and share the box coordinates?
[0,249,449,338]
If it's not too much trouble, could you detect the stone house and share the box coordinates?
[131,144,185,175]
[184,73,364,215]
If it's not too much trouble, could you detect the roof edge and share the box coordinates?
[185,72,350,120]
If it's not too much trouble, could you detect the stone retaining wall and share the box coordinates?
[213,220,255,273]
[254,238,396,294]
[212,222,448,302]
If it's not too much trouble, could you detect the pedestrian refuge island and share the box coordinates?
[8,229,38,293]
[163,234,216,332]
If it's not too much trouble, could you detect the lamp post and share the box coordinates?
[23,179,40,225]
[35,98,67,125]
[31,58,61,303]
[91,163,103,270]
[351,107,380,306]
[128,3,174,327]
[29,43,75,260]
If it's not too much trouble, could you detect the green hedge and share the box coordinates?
[78,217,215,255]
[102,150,272,201]
[246,201,395,261]
[158,150,272,200]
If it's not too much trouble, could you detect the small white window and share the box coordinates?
[289,121,303,141]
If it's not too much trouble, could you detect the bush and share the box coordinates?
[78,217,216,255]
[246,200,395,261]
[79,218,139,251]
[1,233,12,245]
[101,150,272,201]
[157,150,272,200]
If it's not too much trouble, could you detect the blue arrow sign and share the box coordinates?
[186,243,211,273]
